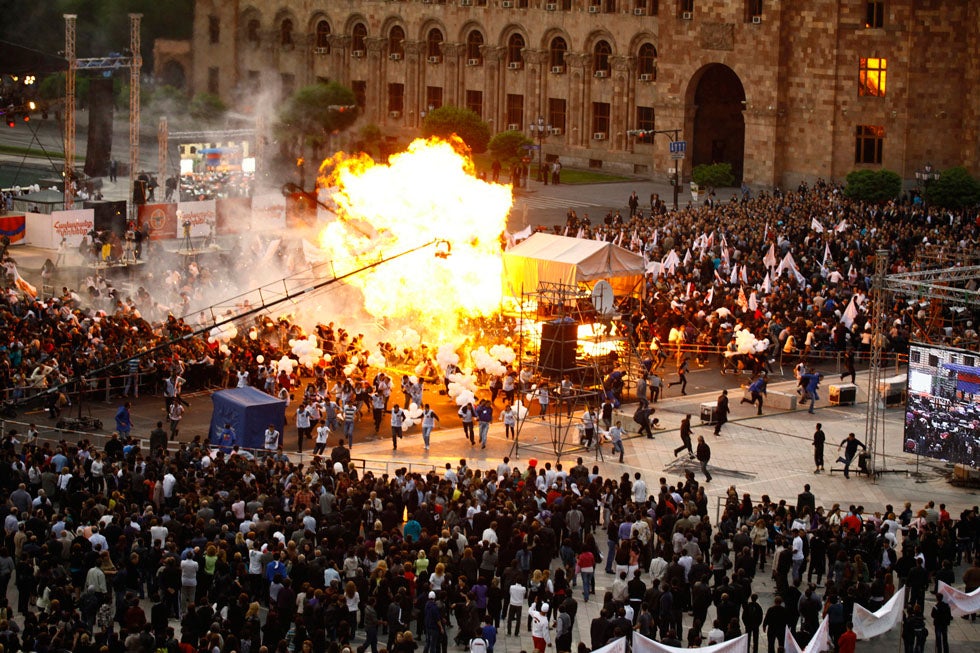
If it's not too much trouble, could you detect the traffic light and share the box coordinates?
[22,114,29,123]
[5,116,14,128]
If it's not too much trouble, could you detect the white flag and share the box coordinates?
[763,244,777,269]
[575,227,584,239]
[683,249,692,266]
[740,264,748,285]
[835,219,848,233]
[822,242,832,268]
[841,296,859,328]
[811,216,825,233]
[563,225,569,237]
[761,271,772,294]
[704,287,714,306]
[730,264,738,285]
[652,229,658,246]
[748,290,758,312]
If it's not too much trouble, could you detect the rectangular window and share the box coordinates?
[636,106,655,142]
[866,1,884,28]
[465,90,483,118]
[208,16,220,44]
[352,81,366,109]
[603,0,617,13]
[548,98,567,134]
[506,94,524,129]
[388,84,405,112]
[745,0,762,20]
[426,86,443,110]
[208,67,220,94]
[910,350,920,364]
[679,0,694,15]
[859,57,887,97]
[964,356,975,367]
[854,125,883,164]
[280,73,295,99]
[928,354,938,368]
[592,101,610,136]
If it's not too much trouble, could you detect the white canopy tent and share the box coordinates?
[502,233,645,298]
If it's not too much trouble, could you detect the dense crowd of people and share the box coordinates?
[0,428,978,653]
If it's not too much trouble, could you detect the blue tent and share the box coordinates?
[209,387,286,450]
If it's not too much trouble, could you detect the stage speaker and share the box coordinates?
[133,179,147,205]
[85,200,128,236]
[700,402,719,425]
[539,319,577,372]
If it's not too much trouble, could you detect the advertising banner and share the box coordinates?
[251,193,287,232]
[50,209,95,248]
[138,203,178,240]
[177,200,216,238]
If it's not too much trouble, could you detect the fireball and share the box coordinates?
[315,137,513,342]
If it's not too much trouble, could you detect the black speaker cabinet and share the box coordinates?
[539,319,578,372]
[85,200,128,236]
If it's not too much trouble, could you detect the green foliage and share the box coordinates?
[278,83,359,155]
[488,130,533,166]
[147,85,190,116]
[421,105,492,154]
[37,73,89,104]
[691,163,735,190]
[843,169,902,203]
[924,166,980,210]
[189,92,227,123]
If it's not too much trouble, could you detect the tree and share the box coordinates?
[843,169,902,203]
[189,92,227,123]
[924,166,980,209]
[691,163,735,192]
[421,105,492,154]
[488,130,533,166]
[277,82,359,159]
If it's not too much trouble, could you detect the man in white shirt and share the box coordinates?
[791,529,806,582]
[706,619,725,644]
[632,473,648,503]
[180,551,199,614]
[264,425,281,452]
[496,457,511,479]
[481,522,499,546]
[507,581,527,636]
[528,602,552,652]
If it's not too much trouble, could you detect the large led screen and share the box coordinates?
[904,343,980,467]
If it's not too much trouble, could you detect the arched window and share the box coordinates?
[507,33,525,66]
[316,21,331,50]
[466,30,484,62]
[280,19,294,46]
[593,40,611,74]
[638,43,657,78]
[549,37,567,69]
[352,23,367,52]
[246,19,260,44]
[427,28,444,59]
[389,26,405,57]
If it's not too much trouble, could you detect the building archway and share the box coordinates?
[688,64,745,182]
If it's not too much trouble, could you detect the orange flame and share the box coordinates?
[316,137,513,342]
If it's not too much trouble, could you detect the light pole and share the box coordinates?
[627,128,682,210]
[529,116,551,183]
[914,163,940,205]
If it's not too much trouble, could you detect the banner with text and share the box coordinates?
[852,587,905,639]
[938,582,980,617]
[177,200,216,238]
[635,632,747,653]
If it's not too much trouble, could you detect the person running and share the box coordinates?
[313,421,330,456]
[741,373,767,415]
[390,403,405,451]
[459,402,476,445]
[609,420,625,463]
[674,414,694,458]
[666,356,690,395]
[167,401,184,441]
[421,404,440,450]
[836,433,866,479]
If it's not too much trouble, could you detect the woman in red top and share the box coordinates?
[576,550,595,601]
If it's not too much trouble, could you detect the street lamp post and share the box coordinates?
[529,116,551,183]
[914,163,940,205]
[627,127,682,210]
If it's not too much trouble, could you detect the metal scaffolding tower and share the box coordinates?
[129,13,142,218]
[158,116,168,191]
[63,14,76,209]
[62,14,141,211]
[864,250,889,474]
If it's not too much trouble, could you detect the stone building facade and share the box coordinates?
[189,0,980,188]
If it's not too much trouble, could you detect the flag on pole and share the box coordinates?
[822,242,832,268]
[730,264,738,285]
[748,290,758,312]
[704,287,714,306]
[737,287,748,312]
[683,249,692,266]
[12,268,36,298]
[563,225,569,237]
[614,231,624,247]
[810,216,825,233]
[740,264,748,285]
[835,219,848,233]
[761,272,772,294]
[763,222,769,242]
[763,244,777,269]
[841,296,859,328]
[652,228,658,246]
[575,227,584,239]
